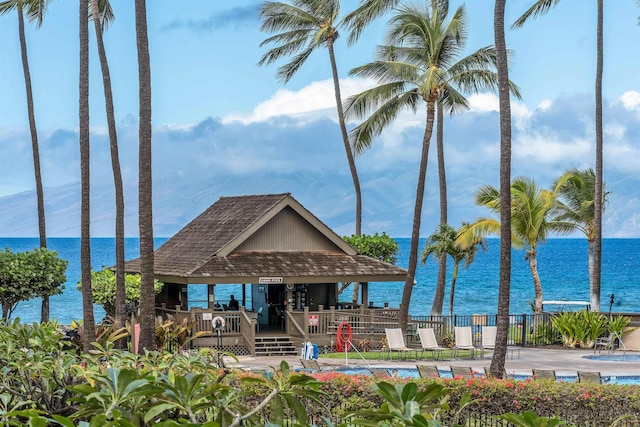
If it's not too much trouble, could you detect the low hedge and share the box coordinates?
[233,371,640,425]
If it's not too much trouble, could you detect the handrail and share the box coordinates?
[341,338,370,368]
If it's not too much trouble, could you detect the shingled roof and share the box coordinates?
[124,193,407,284]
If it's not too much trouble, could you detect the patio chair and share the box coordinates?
[578,371,602,384]
[370,369,392,379]
[417,365,441,378]
[483,366,510,379]
[594,333,615,354]
[417,328,449,360]
[453,326,478,359]
[481,326,496,358]
[450,366,475,379]
[300,359,333,371]
[532,369,556,380]
[384,328,416,360]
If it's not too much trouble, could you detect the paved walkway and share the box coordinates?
[226,347,640,377]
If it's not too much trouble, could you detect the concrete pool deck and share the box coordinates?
[225,347,640,377]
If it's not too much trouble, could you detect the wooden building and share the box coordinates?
[124,193,408,355]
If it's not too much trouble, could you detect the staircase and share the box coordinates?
[255,336,298,356]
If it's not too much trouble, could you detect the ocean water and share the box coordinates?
[1,237,638,324]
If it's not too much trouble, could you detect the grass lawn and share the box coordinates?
[319,349,475,361]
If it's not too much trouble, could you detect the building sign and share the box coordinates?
[308,314,319,327]
[259,277,283,284]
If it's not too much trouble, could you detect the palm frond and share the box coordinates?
[350,58,421,85]
[438,86,469,115]
[342,0,398,45]
[0,0,19,16]
[475,185,501,214]
[259,1,322,33]
[24,0,52,27]
[258,31,313,66]
[276,44,316,83]
[511,0,561,29]
[455,218,500,249]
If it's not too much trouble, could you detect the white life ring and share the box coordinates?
[212,316,226,329]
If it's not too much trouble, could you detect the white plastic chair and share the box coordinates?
[417,328,449,360]
[481,326,496,357]
[453,326,478,359]
[384,328,415,360]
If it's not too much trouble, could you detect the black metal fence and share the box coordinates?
[409,313,561,347]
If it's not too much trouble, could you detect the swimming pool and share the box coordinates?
[583,353,640,362]
[321,367,640,385]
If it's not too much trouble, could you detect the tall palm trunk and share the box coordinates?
[490,0,512,379]
[448,261,459,319]
[79,0,96,350]
[592,0,603,313]
[135,0,156,351]
[327,37,363,305]
[90,0,126,330]
[17,6,49,322]
[528,250,543,313]
[327,39,362,237]
[431,102,447,316]
[399,100,436,333]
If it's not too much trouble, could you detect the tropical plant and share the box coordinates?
[258,0,363,237]
[457,176,574,314]
[154,316,208,354]
[552,169,607,313]
[512,0,605,314]
[343,232,399,264]
[89,0,127,334]
[0,0,51,322]
[70,316,130,353]
[421,223,487,320]
[345,0,505,333]
[551,311,606,349]
[498,411,570,427]
[77,268,163,318]
[345,381,474,426]
[490,0,514,381]
[0,248,67,321]
[78,0,96,352]
[134,0,156,351]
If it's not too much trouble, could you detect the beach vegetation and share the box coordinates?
[457,175,575,314]
[344,0,506,336]
[551,311,607,349]
[421,223,487,320]
[77,268,163,318]
[0,247,67,321]
[343,232,399,264]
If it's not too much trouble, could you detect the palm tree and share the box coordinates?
[457,176,574,315]
[421,223,486,320]
[512,0,605,313]
[258,0,363,237]
[552,168,607,310]
[79,0,96,350]
[135,0,156,351]
[0,0,51,322]
[89,0,126,332]
[345,0,506,332]
[490,0,511,382]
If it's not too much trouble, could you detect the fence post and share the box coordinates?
[521,314,527,346]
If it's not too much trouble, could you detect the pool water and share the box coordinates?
[583,354,640,362]
[327,367,640,385]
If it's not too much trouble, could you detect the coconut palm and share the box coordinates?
[552,168,607,311]
[258,0,363,237]
[135,0,156,351]
[89,0,126,333]
[79,0,96,350]
[0,0,51,322]
[421,223,486,320]
[490,0,512,382]
[345,0,506,332]
[457,176,574,315]
[512,0,605,312]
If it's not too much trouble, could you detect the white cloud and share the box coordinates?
[619,91,640,111]
[221,78,376,124]
[514,133,591,164]
[537,99,552,111]
[467,93,531,129]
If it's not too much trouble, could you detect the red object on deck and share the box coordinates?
[336,322,352,352]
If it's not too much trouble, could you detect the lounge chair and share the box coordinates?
[532,369,556,380]
[450,366,475,379]
[384,328,416,360]
[481,326,496,358]
[417,365,441,378]
[417,328,449,360]
[453,326,478,359]
[483,366,510,379]
[578,371,602,384]
[594,333,615,354]
[300,359,333,371]
[370,369,392,379]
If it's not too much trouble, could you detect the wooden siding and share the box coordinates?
[235,207,341,252]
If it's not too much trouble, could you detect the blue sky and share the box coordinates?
[1,0,640,237]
